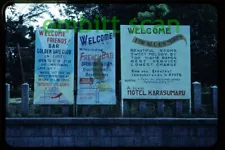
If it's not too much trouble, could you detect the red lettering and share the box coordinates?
[39,31,44,36]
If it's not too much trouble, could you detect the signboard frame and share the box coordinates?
[76,30,116,105]
[120,25,191,100]
[33,28,75,105]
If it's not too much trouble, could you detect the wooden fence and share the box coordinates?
[5,81,218,117]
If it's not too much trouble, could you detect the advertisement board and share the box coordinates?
[120,25,190,99]
[77,30,116,104]
[34,28,74,104]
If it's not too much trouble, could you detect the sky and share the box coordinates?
[5,3,67,29]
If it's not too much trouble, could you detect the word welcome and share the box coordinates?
[42,15,180,34]
[79,33,113,46]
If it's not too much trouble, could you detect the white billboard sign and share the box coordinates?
[77,30,116,104]
[34,28,74,104]
[120,25,190,99]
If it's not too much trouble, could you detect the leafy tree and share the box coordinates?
[165,4,218,85]
[137,4,170,21]
[5,4,49,89]
[134,4,217,85]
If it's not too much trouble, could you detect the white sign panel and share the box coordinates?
[120,25,190,99]
[77,30,116,104]
[34,28,74,104]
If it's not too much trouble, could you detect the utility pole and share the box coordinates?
[17,43,25,84]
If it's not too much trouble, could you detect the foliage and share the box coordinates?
[164,4,218,85]
[5,4,49,89]
[137,4,170,21]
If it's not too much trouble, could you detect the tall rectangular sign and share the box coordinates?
[77,30,116,104]
[34,28,74,104]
